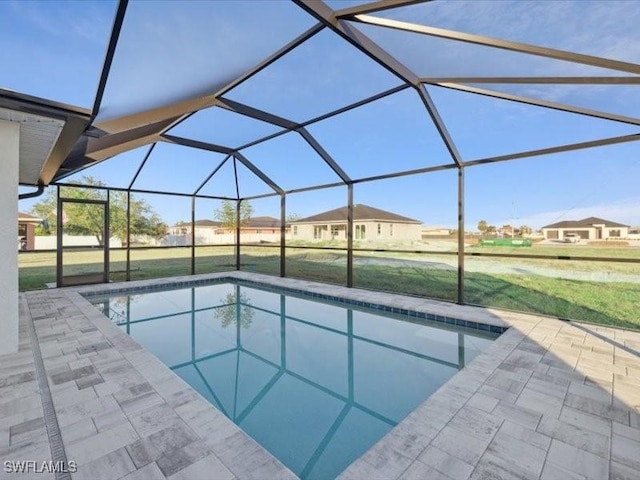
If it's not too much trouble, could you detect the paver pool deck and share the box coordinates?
[1,271,639,480]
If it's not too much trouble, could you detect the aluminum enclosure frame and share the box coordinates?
[15,0,640,310]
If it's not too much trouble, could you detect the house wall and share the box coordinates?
[18,222,36,250]
[0,120,19,354]
[543,226,630,240]
[543,228,593,240]
[363,222,422,241]
[291,222,422,242]
[603,227,629,238]
[291,224,318,240]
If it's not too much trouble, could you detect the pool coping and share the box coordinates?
[12,271,640,479]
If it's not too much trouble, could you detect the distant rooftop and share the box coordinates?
[293,204,421,224]
[243,216,282,229]
[18,212,41,223]
[542,217,629,229]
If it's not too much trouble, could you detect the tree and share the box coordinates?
[477,220,488,234]
[214,200,253,230]
[30,176,168,246]
[286,212,302,222]
[519,225,533,236]
[214,291,254,329]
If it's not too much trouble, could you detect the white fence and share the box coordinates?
[32,233,290,250]
[34,236,122,250]
[162,233,285,246]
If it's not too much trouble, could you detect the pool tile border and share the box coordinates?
[80,274,508,335]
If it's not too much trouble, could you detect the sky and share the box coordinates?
[7,0,640,229]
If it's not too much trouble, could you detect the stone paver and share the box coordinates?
[0,271,638,479]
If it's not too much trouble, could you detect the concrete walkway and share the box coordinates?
[2,272,639,479]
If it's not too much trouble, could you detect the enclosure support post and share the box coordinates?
[56,185,62,288]
[280,194,286,277]
[347,184,354,288]
[236,199,241,271]
[191,196,196,275]
[126,191,131,281]
[457,167,465,304]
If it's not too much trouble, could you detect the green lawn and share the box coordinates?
[19,245,640,330]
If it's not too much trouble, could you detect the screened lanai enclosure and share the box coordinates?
[9,0,640,329]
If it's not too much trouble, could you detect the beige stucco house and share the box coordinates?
[171,216,285,236]
[169,216,286,245]
[542,217,629,241]
[290,204,422,242]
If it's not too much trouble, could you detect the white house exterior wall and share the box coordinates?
[0,120,19,354]
[543,226,630,240]
[291,221,421,242]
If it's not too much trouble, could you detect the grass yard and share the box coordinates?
[19,245,640,330]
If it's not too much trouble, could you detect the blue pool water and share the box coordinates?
[88,281,499,479]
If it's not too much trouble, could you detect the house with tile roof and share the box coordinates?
[290,204,422,242]
[541,217,629,241]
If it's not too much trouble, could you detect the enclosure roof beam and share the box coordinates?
[285,181,346,195]
[91,0,128,120]
[241,191,281,202]
[54,21,325,182]
[94,23,324,136]
[161,134,235,155]
[234,151,284,195]
[233,84,409,152]
[39,117,93,185]
[151,134,282,195]
[194,155,232,196]
[416,85,463,167]
[53,116,175,180]
[420,76,640,85]
[215,98,299,130]
[302,84,409,127]
[155,22,326,139]
[426,82,640,126]
[294,0,418,86]
[351,162,458,185]
[128,143,156,190]
[463,133,640,168]
[334,0,430,18]
[232,157,240,199]
[350,14,640,76]
[297,128,351,184]
[293,0,463,167]
[215,23,325,99]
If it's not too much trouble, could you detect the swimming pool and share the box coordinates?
[87,280,501,479]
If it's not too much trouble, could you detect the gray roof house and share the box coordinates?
[290,204,422,242]
[541,217,629,241]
